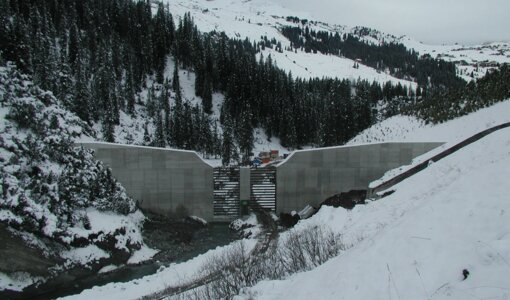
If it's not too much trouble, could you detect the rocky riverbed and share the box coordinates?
[1,213,238,300]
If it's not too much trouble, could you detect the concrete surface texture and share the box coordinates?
[77,142,214,221]
[239,167,251,201]
[78,142,443,220]
[275,142,443,214]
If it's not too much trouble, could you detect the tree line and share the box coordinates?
[410,64,510,123]
[280,25,466,90]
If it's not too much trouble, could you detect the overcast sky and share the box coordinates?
[272,0,510,45]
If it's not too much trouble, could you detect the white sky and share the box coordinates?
[272,0,510,45]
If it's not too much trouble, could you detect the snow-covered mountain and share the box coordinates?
[164,0,510,82]
[80,0,510,161]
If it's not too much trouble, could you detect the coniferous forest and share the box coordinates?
[1,0,508,165]
[280,22,466,89]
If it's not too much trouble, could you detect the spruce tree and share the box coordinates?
[237,108,254,165]
[154,111,166,148]
[221,119,234,166]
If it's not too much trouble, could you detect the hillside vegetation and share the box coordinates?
[0,63,147,291]
[1,0,491,162]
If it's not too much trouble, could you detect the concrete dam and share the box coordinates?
[78,142,443,221]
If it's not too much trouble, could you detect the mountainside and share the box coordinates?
[348,98,510,145]
[167,0,415,86]
[166,0,510,82]
[2,0,509,160]
[0,63,152,292]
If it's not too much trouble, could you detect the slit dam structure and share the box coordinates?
[78,141,443,222]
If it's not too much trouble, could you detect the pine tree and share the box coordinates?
[237,108,254,165]
[154,111,166,147]
[102,112,116,143]
[172,60,182,99]
[170,60,185,148]
[221,119,235,166]
[68,24,79,66]
[143,121,152,146]
[73,54,92,123]
[202,77,213,114]
[124,65,136,115]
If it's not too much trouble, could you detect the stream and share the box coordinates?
[23,217,238,300]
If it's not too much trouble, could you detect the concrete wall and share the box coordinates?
[276,142,443,213]
[78,142,214,221]
[239,167,251,201]
[78,141,443,220]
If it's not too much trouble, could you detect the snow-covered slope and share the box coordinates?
[400,37,510,80]
[238,123,510,300]
[348,98,510,145]
[165,0,510,83]
[257,47,416,87]
[164,0,415,86]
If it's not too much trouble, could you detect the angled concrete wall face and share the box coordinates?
[78,143,214,221]
[276,142,443,214]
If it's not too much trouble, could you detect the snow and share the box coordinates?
[237,126,510,300]
[252,127,293,156]
[64,209,156,265]
[0,210,22,224]
[84,56,293,166]
[86,56,228,165]
[400,37,510,79]
[59,209,154,267]
[0,272,44,292]
[230,213,263,238]
[166,0,305,45]
[59,62,510,300]
[188,216,208,226]
[84,1,510,163]
[59,239,258,300]
[98,265,120,274]
[87,209,145,250]
[259,48,417,87]
[61,245,109,266]
[380,37,508,81]
[166,0,416,85]
[127,245,159,265]
[348,98,510,188]
[166,0,510,85]
[348,98,510,145]
[0,107,9,131]
[0,64,154,291]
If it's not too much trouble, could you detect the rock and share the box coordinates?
[0,224,61,277]
[279,212,300,228]
[322,190,367,210]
